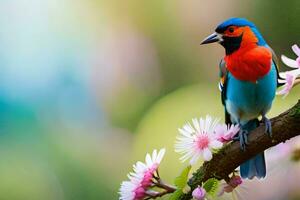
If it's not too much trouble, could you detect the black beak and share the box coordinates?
[200,32,222,45]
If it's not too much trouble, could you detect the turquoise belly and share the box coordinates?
[225,64,277,124]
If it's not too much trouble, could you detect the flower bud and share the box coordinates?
[192,186,206,200]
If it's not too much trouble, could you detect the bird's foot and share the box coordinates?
[233,129,249,151]
[261,116,272,137]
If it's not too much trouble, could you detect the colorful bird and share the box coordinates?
[200,18,280,179]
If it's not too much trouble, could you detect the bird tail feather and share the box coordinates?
[240,119,266,179]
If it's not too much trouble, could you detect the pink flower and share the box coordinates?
[278,44,300,97]
[119,149,166,200]
[119,178,145,200]
[215,124,240,143]
[277,72,297,97]
[281,44,300,69]
[192,186,206,200]
[219,175,243,196]
[175,116,223,164]
[229,175,243,187]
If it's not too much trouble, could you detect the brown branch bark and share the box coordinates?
[178,100,300,200]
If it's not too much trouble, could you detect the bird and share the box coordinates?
[200,18,280,179]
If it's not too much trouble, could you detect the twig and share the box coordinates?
[155,179,177,192]
[146,177,176,199]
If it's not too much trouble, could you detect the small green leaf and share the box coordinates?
[168,166,191,200]
[203,178,219,196]
[174,165,192,189]
[168,189,183,200]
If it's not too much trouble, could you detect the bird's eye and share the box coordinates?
[228,27,234,33]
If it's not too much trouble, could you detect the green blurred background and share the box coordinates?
[0,0,299,199]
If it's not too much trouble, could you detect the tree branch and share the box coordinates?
[178,100,300,200]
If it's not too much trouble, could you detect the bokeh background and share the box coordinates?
[0,0,299,199]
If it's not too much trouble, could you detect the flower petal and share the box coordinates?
[145,153,152,166]
[156,148,166,163]
[152,149,157,162]
[276,73,296,97]
[281,55,299,69]
[192,118,200,132]
[178,128,193,138]
[203,148,212,161]
[190,152,201,165]
[224,124,240,140]
[279,69,300,78]
[209,140,223,149]
[292,44,300,57]
[205,115,213,133]
[278,78,287,84]
[183,123,195,134]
